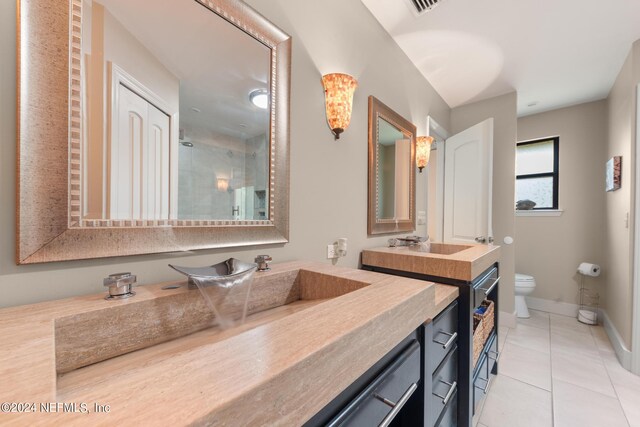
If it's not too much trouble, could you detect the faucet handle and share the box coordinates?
[103,272,136,300]
[254,255,272,271]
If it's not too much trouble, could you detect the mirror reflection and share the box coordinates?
[81,0,271,222]
[376,117,411,221]
[368,96,416,235]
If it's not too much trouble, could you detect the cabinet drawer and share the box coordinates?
[428,301,458,373]
[328,341,421,427]
[473,267,499,307]
[473,355,489,414]
[430,345,458,426]
[434,389,458,427]
[486,333,498,375]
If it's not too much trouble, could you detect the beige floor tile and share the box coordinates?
[551,351,616,397]
[590,325,616,355]
[483,310,637,427]
[550,313,593,335]
[499,341,551,391]
[615,383,640,427]
[479,375,552,427]
[553,379,629,427]
[497,327,508,353]
[605,361,640,426]
[550,327,600,361]
[517,309,549,330]
[505,323,550,354]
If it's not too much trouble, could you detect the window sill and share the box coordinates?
[515,209,564,217]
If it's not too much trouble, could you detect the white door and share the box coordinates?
[110,84,170,220]
[443,118,493,244]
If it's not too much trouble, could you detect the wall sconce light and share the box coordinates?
[217,178,229,192]
[416,136,434,173]
[321,73,358,140]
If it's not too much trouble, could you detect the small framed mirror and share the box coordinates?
[367,96,416,235]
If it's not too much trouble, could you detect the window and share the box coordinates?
[516,137,559,210]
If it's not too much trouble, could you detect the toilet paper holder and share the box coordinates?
[577,262,601,277]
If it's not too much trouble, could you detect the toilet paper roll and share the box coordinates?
[577,262,601,277]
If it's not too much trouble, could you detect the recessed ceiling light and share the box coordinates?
[249,89,269,109]
[191,107,201,113]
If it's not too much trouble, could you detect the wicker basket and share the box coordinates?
[472,316,484,367]
[472,299,495,367]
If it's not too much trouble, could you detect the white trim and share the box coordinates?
[515,209,564,217]
[427,116,449,242]
[525,296,578,317]
[427,115,450,140]
[633,84,640,375]
[499,310,517,329]
[602,309,633,371]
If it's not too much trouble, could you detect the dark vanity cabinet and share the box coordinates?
[425,301,459,427]
[362,263,500,427]
[306,298,464,427]
[305,329,424,427]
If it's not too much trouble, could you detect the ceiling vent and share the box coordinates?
[405,0,442,16]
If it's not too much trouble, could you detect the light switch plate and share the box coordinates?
[417,211,426,225]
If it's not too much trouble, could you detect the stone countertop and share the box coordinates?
[361,243,501,282]
[0,261,458,426]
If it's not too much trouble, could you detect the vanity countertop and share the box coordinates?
[362,243,501,282]
[0,261,458,426]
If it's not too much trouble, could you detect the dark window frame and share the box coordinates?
[516,136,559,210]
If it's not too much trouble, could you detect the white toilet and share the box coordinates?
[515,273,536,318]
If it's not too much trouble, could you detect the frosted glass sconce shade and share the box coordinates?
[217,178,229,192]
[416,136,434,173]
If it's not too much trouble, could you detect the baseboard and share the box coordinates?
[525,296,579,317]
[499,310,517,329]
[600,309,633,370]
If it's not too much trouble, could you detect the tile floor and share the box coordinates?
[474,310,640,427]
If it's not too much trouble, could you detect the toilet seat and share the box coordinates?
[515,273,536,289]
[515,281,536,289]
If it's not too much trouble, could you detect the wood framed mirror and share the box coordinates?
[16,0,291,264]
[367,96,416,235]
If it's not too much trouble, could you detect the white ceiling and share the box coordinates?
[361,0,640,116]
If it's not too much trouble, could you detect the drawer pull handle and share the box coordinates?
[374,382,418,427]
[474,376,492,393]
[478,276,500,295]
[432,380,457,405]
[433,331,458,349]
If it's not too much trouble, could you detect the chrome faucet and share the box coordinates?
[388,235,429,247]
[254,255,272,271]
[103,272,136,300]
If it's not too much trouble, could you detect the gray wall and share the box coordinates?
[604,40,640,348]
[451,92,518,315]
[516,101,607,308]
[0,0,450,308]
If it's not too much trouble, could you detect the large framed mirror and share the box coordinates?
[17,0,291,264]
[367,96,416,235]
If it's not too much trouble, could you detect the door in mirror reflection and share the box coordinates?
[81,0,271,221]
[377,117,412,221]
